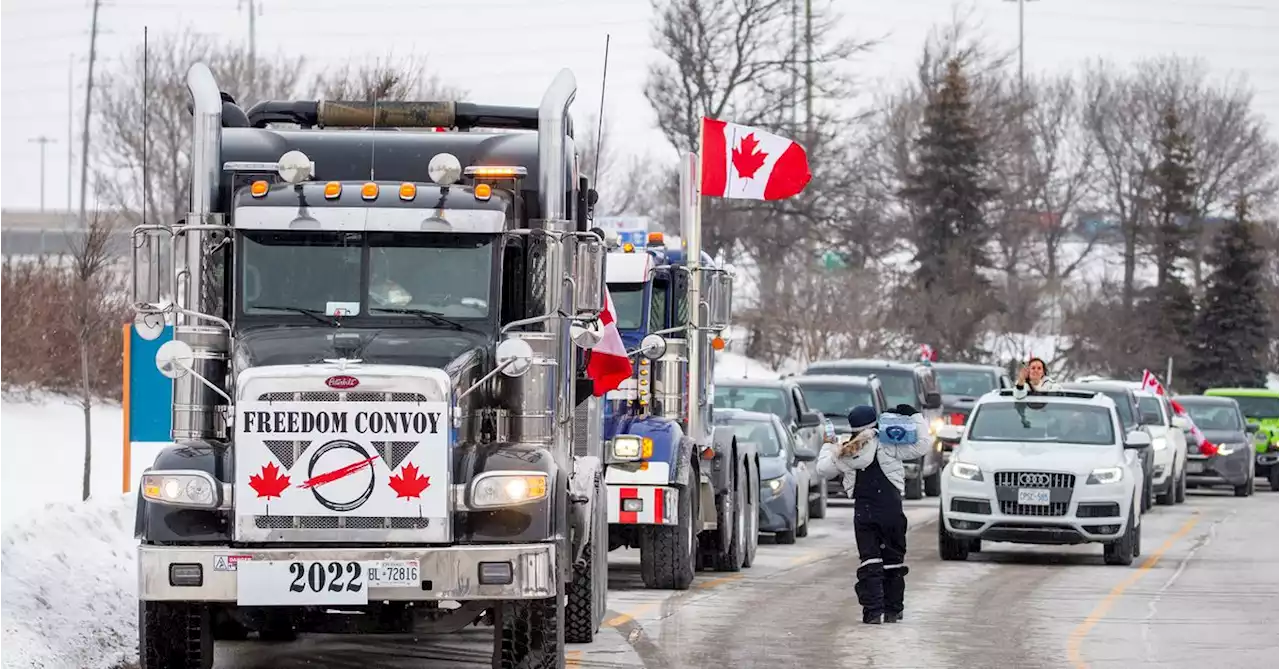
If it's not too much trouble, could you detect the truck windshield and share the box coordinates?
[1221,395,1279,420]
[968,403,1115,445]
[715,386,789,419]
[610,283,647,330]
[241,230,495,320]
[935,369,997,397]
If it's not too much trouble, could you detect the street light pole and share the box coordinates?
[1004,0,1040,93]
[29,136,57,212]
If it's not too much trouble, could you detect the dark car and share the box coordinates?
[714,378,829,518]
[802,359,945,500]
[931,363,1013,460]
[792,374,889,498]
[712,409,815,544]
[1174,395,1259,497]
[1062,380,1156,513]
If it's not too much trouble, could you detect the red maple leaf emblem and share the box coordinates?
[388,463,431,499]
[731,133,768,179]
[249,462,291,499]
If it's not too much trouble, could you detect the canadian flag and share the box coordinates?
[1140,369,1216,455]
[919,344,938,362]
[586,287,634,396]
[700,117,811,201]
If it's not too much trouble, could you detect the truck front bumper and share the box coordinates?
[138,543,557,602]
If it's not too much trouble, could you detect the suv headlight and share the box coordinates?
[1216,443,1241,456]
[1151,436,1167,451]
[470,472,549,508]
[1086,467,1124,485]
[762,476,784,494]
[950,461,983,481]
[141,471,222,509]
[609,435,653,462]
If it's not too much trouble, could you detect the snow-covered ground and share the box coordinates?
[2,395,139,669]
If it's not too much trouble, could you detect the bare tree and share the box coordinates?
[95,29,306,228]
[312,54,463,102]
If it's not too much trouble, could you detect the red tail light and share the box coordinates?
[950,413,966,425]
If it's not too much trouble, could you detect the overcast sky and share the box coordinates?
[2,0,1276,213]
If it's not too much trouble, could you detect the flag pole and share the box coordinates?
[682,121,705,442]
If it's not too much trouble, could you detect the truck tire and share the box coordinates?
[742,467,759,569]
[639,467,696,590]
[809,484,828,519]
[937,510,969,561]
[1103,509,1137,566]
[905,474,924,501]
[711,459,748,571]
[566,476,607,643]
[924,470,942,497]
[139,601,213,669]
[496,595,564,669]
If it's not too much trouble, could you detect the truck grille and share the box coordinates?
[254,516,431,530]
[999,500,1070,517]
[258,391,428,402]
[994,471,1076,488]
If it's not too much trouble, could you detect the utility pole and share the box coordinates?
[1004,0,1040,94]
[29,136,57,212]
[803,0,813,141]
[789,0,799,137]
[67,56,75,215]
[240,0,262,101]
[78,0,103,227]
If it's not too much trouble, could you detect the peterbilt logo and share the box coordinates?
[1018,473,1052,486]
[326,375,360,390]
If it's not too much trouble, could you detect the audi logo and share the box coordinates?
[1018,473,1052,486]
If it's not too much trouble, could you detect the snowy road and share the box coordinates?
[213,490,1279,669]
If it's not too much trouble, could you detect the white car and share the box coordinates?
[938,389,1148,566]
[1134,390,1190,506]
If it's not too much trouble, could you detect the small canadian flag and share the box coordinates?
[1140,369,1217,455]
[700,117,812,201]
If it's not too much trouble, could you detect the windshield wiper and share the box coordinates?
[369,307,478,333]
[251,305,340,327]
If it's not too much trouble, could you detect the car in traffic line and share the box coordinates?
[931,362,1013,460]
[1062,380,1155,513]
[713,378,829,518]
[712,408,815,544]
[938,389,1147,566]
[791,374,890,499]
[802,359,945,500]
[1203,387,1279,491]
[1134,390,1189,506]
[1174,395,1259,496]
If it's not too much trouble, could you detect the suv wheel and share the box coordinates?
[1268,464,1279,492]
[937,509,970,561]
[904,475,924,501]
[1103,509,1137,566]
[923,470,941,497]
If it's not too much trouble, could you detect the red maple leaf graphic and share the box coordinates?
[249,462,291,499]
[388,463,431,499]
[731,133,768,179]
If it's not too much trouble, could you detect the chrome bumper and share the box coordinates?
[138,543,557,602]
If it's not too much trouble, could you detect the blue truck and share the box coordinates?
[598,157,759,589]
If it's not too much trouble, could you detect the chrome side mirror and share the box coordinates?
[155,339,194,379]
[707,268,733,331]
[570,232,606,318]
[640,334,667,360]
[570,318,603,349]
[131,224,174,319]
[496,338,535,378]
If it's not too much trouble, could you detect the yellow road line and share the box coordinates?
[1066,514,1201,668]
[566,649,582,666]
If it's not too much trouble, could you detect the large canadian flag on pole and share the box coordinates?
[700,117,812,201]
[586,287,634,396]
[1141,369,1216,455]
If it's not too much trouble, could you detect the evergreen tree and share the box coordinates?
[899,59,999,359]
[1189,198,1272,390]
[1148,106,1197,289]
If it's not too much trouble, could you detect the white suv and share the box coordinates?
[1134,390,1189,506]
[938,389,1149,566]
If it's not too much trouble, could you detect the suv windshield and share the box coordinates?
[1180,402,1242,431]
[241,230,495,320]
[817,367,916,407]
[968,402,1116,445]
[936,369,997,397]
[1221,395,1280,420]
[1137,396,1165,426]
[713,415,783,457]
[714,386,789,419]
[795,383,872,420]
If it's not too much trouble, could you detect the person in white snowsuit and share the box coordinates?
[816,404,931,624]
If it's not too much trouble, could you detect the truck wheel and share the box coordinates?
[496,596,564,669]
[905,475,924,501]
[1103,510,1137,566]
[711,459,748,571]
[937,510,969,561]
[566,477,606,643]
[139,601,213,669]
[924,470,941,497]
[639,468,696,590]
[809,484,828,519]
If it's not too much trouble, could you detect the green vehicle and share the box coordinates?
[1203,388,1279,491]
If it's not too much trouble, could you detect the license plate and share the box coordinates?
[366,560,420,587]
[1017,488,1051,505]
[236,559,420,606]
[1186,461,1204,474]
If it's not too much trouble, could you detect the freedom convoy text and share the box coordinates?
[240,409,443,436]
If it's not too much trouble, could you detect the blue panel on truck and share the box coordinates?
[609,415,684,478]
[128,324,174,443]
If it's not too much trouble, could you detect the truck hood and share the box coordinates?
[954,440,1122,473]
[233,325,488,373]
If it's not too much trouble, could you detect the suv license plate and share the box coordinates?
[1186,461,1204,474]
[1017,488,1051,506]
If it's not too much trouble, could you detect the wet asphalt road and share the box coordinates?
[215,488,1279,669]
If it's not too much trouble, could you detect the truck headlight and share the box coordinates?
[950,461,983,481]
[609,435,653,462]
[141,471,221,509]
[1086,467,1124,484]
[470,472,549,508]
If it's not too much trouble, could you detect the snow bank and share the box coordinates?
[715,351,780,380]
[1,494,138,669]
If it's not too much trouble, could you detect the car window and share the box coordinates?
[1137,396,1166,426]
[1180,403,1243,431]
[713,417,783,457]
[1221,395,1280,420]
[831,368,917,408]
[968,402,1116,446]
[935,369,999,396]
[794,383,874,421]
[792,388,808,416]
[714,386,789,419]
